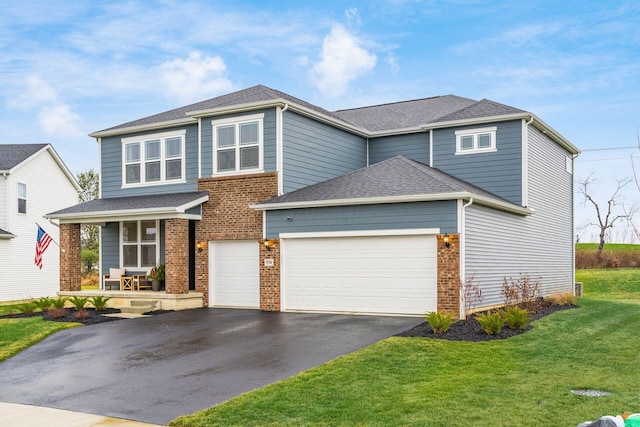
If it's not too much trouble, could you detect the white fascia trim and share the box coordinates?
[0,233,16,239]
[89,117,197,138]
[253,192,532,215]
[121,129,186,143]
[529,115,580,155]
[56,212,203,224]
[11,145,81,191]
[280,228,441,239]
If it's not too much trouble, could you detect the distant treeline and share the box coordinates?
[576,243,640,269]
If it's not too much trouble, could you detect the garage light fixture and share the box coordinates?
[443,233,450,248]
[196,241,205,253]
[263,239,275,250]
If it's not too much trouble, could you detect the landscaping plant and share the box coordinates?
[502,274,540,310]
[67,296,89,311]
[424,311,455,334]
[48,297,67,319]
[500,306,530,330]
[461,275,483,322]
[34,297,53,313]
[475,310,504,335]
[15,302,37,315]
[90,295,111,311]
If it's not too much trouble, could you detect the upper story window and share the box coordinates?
[17,182,26,214]
[455,126,497,154]
[122,130,186,186]
[212,113,264,175]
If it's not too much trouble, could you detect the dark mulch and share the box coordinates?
[1,308,173,326]
[396,303,578,342]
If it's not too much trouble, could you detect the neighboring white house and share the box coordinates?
[0,144,80,302]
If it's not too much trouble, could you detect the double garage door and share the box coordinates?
[209,233,438,315]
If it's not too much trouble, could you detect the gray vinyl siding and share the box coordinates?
[368,132,429,165]
[100,124,199,198]
[463,126,574,308]
[101,222,119,271]
[433,120,522,205]
[283,111,366,193]
[265,201,457,238]
[200,108,277,177]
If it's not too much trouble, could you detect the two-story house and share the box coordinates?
[46,85,579,317]
[0,144,80,302]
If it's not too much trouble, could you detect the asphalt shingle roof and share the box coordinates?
[0,228,16,238]
[47,191,209,216]
[0,144,47,171]
[256,156,511,206]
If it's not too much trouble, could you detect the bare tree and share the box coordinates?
[579,173,636,255]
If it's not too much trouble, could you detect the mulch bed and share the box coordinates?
[1,308,173,326]
[396,303,577,342]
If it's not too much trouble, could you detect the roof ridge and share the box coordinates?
[333,95,475,113]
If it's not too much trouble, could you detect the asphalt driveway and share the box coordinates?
[0,308,420,425]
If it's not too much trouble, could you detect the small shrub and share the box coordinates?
[74,309,90,320]
[425,311,455,334]
[476,311,504,335]
[502,274,541,310]
[461,275,483,322]
[34,297,53,312]
[90,295,111,311]
[68,296,89,311]
[51,297,67,309]
[500,306,530,330]
[15,302,38,315]
[546,293,576,306]
[49,307,66,318]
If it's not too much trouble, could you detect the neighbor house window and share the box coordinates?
[122,220,158,268]
[212,113,263,174]
[122,130,186,186]
[17,183,26,214]
[455,126,497,154]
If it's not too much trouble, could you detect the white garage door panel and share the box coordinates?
[210,241,259,308]
[283,235,437,315]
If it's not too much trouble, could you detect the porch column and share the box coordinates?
[165,218,189,294]
[437,233,460,317]
[60,223,81,291]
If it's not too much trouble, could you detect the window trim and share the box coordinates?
[121,130,186,187]
[17,182,26,214]
[212,113,264,176]
[120,220,159,269]
[455,126,497,155]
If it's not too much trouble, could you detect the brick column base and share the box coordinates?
[165,218,189,294]
[60,223,81,292]
[259,239,280,311]
[437,233,460,317]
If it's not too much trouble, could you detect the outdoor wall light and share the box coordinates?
[263,239,275,250]
[443,233,450,248]
[196,241,205,253]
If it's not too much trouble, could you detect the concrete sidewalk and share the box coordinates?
[0,402,166,427]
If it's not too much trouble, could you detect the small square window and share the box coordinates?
[478,133,492,148]
[455,127,497,154]
[461,135,474,150]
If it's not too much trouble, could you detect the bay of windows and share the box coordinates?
[122,220,158,268]
[123,131,185,185]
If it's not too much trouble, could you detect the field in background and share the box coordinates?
[575,243,640,269]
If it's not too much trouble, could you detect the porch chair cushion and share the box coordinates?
[103,268,126,290]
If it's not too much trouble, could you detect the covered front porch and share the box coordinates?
[45,191,211,310]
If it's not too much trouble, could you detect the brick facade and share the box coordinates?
[437,233,461,317]
[259,239,280,311]
[59,223,81,291]
[196,172,279,306]
[165,218,190,294]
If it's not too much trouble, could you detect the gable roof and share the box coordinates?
[0,228,16,239]
[0,144,48,171]
[253,156,531,215]
[45,191,209,223]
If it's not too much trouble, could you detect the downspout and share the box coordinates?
[459,197,474,319]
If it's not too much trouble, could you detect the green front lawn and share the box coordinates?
[172,270,640,427]
[0,317,80,361]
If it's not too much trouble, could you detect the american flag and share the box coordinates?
[35,225,53,269]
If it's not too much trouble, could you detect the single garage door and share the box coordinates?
[209,240,259,308]
[282,233,437,315]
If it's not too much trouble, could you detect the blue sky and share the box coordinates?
[1,0,639,241]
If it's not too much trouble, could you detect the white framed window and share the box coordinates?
[455,126,497,154]
[121,220,158,269]
[212,113,264,175]
[122,130,186,186]
[17,182,26,214]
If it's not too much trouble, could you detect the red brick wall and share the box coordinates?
[60,223,81,291]
[196,172,279,306]
[165,218,190,294]
[259,239,280,311]
[437,233,461,317]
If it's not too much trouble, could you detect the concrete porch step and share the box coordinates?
[120,300,161,315]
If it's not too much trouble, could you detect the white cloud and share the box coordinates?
[7,75,58,109]
[385,52,399,73]
[38,103,83,137]
[310,24,377,97]
[159,52,235,104]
